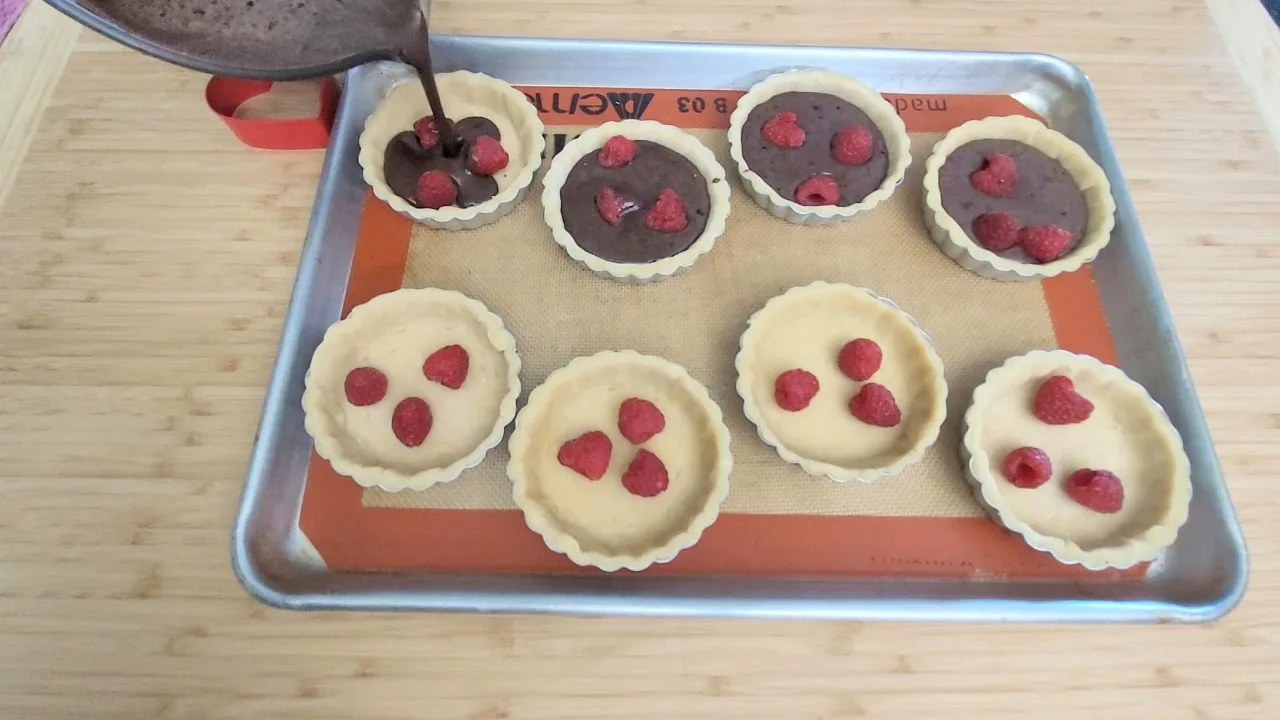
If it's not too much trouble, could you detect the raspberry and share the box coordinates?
[1001,447,1053,489]
[1033,375,1094,425]
[422,344,469,390]
[621,449,670,498]
[618,398,665,445]
[761,111,806,149]
[413,115,440,150]
[343,367,387,406]
[415,170,458,209]
[774,369,819,411]
[595,186,637,226]
[969,152,1018,198]
[557,430,612,481]
[837,338,882,382]
[831,125,874,166]
[466,135,509,176]
[848,383,902,427]
[1065,469,1125,514]
[1019,225,1072,263]
[598,135,638,168]
[972,212,1020,252]
[391,397,432,447]
[643,188,689,233]
[794,174,840,206]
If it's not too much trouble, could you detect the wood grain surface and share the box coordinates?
[2,0,1280,718]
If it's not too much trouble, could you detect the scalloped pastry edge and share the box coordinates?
[506,350,733,571]
[301,288,522,492]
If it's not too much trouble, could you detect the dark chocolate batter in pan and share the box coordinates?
[560,141,711,264]
[938,139,1089,263]
[741,91,889,206]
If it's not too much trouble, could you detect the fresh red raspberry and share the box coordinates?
[794,174,840,206]
[1065,468,1125,514]
[343,367,387,406]
[1019,225,1072,263]
[413,115,440,150]
[557,430,612,481]
[969,152,1018,198]
[391,397,432,447]
[595,186,627,226]
[643,188,688,233]
[1001,447,1053,488]
[848,382,902,427]
[972,212,1021,252]
[618,398,665,445]
[466,135,509,176]
[598,135,638,168]
[761,111,806,149]
[774,369,819,411]
[621,449,670,498]
[837,338,882,382]
[415,170,458,209]
[1033,375,1094,425]
[831,125,874,166]
[422,344,469,389]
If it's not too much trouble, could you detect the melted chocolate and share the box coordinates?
[383,117,501,208]
[741,91,889,206]
[559,141,711,264]
[938,139,1089,263]
[398,28,462,155]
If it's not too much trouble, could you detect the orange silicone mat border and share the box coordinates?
[298,88,1127,580]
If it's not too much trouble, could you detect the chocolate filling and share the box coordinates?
[741,91,890,206]
[938,139,1089,263]
[559,140,711,264]
[383,117,501,208]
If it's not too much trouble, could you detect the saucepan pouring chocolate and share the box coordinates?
[44,0,465,152]
[44,0,432,80]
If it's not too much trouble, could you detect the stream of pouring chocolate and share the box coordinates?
[397,16,461,157]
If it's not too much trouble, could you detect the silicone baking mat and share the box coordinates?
[298,85,1134,580]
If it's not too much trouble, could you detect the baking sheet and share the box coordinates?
[232,36,1247,620]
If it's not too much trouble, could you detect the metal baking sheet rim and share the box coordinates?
[231,35,1249,622]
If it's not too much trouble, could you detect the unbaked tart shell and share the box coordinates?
[507,350,733,571]
[358,69,546,230]
[922,115,1118,281]
[540,119,732,283]
[961,350,1192,569]
[727,68,912,226]
[301,288,522,492]
[735,281,948,482]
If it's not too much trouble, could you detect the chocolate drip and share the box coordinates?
[398,17,462,157]
[384,117,501,208]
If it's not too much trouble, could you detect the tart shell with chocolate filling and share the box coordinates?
[727,69,911,226]
[558,140,711,264]
[541,120,731,283]
[740,91,891,207]
[922,115,1117,281]
[358,69,545,230]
